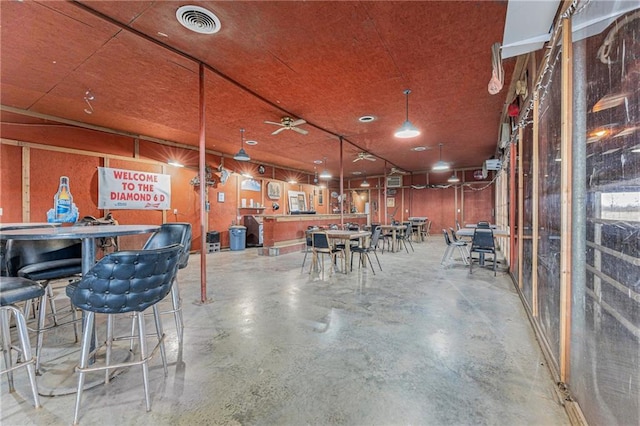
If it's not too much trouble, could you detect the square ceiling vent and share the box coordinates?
[386,176,403,188]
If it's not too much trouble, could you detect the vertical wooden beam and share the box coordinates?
[22,146,30,222]
[517,126,524,289]
[509,139,517,272]
[198,63,208,303]
[532,98,540,317]
[559,17,573,383]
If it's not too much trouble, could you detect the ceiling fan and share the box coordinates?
[388,167,409,175]
[353,152,376,162]
[264,116,308,135]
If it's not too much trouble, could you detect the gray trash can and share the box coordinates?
[229,225,247,251]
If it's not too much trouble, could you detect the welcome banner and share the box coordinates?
[98,167,171,210]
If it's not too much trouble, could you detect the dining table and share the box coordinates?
[379,224,406,252]
[321,229,370,273]
[456,227,510,238]
[0,224,160,396]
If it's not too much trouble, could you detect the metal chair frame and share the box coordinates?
[469,228,497,276]
[0,277,45,408]
[67,245,181,425]
[350,226,382,274]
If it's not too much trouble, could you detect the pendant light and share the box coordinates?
[233,128,250,161]
[394,89,420,139]
[360,178,370,187]
[319,157,331,179]
[432,143,450,172]
[447,172,460,183]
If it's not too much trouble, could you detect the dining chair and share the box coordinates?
[309,232,344,278]
[441,229,469,266]
[65,244,181,425]
[396,222,414,253]
[4,238,83,371]
[380,227,394,253]
[300,228,316,272]
[140,223,191,344]
[0,276,45,408]
[449,227,470,260]
[469,227,497,275]
[350,225,382,274]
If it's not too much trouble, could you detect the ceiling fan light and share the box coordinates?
[394,120,421,138]
[234,148,250,161]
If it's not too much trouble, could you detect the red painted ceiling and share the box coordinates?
[1,1,515,178]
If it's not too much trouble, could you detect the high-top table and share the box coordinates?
[0,224,160,395]
[0,222,61,231]
[1,224,159,275]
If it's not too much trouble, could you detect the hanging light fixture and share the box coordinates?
[233,128,250,161]
[394,89,420,139]
[319,157,331,179]
[432,143,450,171]
[360,178,370,187]
[447,172,460,183]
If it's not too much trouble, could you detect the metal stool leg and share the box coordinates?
[73,311,95,425]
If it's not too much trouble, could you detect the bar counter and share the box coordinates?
[261,213,367,256]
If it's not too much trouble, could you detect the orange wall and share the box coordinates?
[1,121,495,248]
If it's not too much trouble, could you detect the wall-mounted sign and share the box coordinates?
[98,167,171,210]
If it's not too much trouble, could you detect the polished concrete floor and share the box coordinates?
[1,238,570,425]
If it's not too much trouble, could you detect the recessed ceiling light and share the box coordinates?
[359,115,375,123]
[313,160,323,164]
[411,146,428,152]
[352,171,362,175]
[245,140,258,146]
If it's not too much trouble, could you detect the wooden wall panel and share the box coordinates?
[30,149,100,222]
[1,120,133,157]
[0,144,23,222]
[463,184,494,225]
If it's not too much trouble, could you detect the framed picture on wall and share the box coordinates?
[318,189,323,205]
[267,181,281,199]
[217,192,225,203]
[386,197,395,208]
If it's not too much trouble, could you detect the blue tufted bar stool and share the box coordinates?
[65,244,181,425]
[0,276,45,408]
[140,223,191,344]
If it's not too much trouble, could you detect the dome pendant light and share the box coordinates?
[447,172,460,183]
[234,128,250,162]
[319,157,331,179]
[432,143,450,172]
[394,89,420,139]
